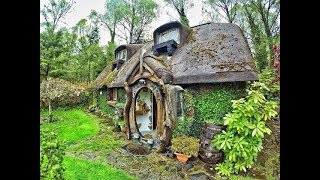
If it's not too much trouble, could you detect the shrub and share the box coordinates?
[40,129,66,179]
[40,77,86,108]
[171,135,200,156]
[212,82,278,176]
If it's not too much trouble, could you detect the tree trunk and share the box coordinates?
[179,8,189,27]
[49,100,53,122]
[87,61,91,84]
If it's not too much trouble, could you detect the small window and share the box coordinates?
[159,28,180,44]
[116,49,127,61]
[176,90,183,117]
[107,88,117,101]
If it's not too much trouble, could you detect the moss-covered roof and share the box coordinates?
[93,21,258,89]
[91,63,113,89]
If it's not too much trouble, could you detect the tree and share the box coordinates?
[240,3,268,72]
[207,0,239,23]
[117,0,158,44]
[163,0,193,26]
[89,0,124,44]
[40,27,77,80]
[249,0,280,60]
[72,19,106,84]
[40,0,75,31]
[40,0,75,80]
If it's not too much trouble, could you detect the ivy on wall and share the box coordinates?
[173,82,247,138]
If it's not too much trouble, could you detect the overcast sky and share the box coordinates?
[40,0,211,45]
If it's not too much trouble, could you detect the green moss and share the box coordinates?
[102,70,118,85]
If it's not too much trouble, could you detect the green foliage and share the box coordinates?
[40,108,99,145]
[180,15,190,27]
[171,135,200,157]
[117,88,127,104]
[63,156,135,180]
[258,69,280,101]
[98,90,115,116]
[212,82,278,176]
[175,83,246,138]
[172,116,194,138]
[164,0,192,27]
[40,129,66,180]
[194,84,246,125]
[119,0,158,43]
[105,42,117,65]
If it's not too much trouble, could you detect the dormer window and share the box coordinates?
[159,28,180,44]
[152,21,187,56]
[116,49,127,61]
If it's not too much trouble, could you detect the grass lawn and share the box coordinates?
[64,156,135,180]
[41,108,99,144]
[41,108,135,179]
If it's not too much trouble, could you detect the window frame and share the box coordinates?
[116,49,127,61]
[158,28,180,44]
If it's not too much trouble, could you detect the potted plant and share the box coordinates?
[171,135,200,163]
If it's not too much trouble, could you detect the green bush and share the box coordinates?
[212,82,279,176]
[40,129,66,179]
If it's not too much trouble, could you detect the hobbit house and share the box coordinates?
[92,21,258,152]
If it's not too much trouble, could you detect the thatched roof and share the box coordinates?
[91,63,113,89]
[97,22,258,88]
[168,22,258,84]
[109,42,154,88]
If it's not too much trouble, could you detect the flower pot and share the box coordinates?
[174,153,191,163]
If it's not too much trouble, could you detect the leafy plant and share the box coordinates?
[171,135,200,157]
[40,129,66,180]
[116,102,125,108]
[212,82,278,176]
[258,69,280,101]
